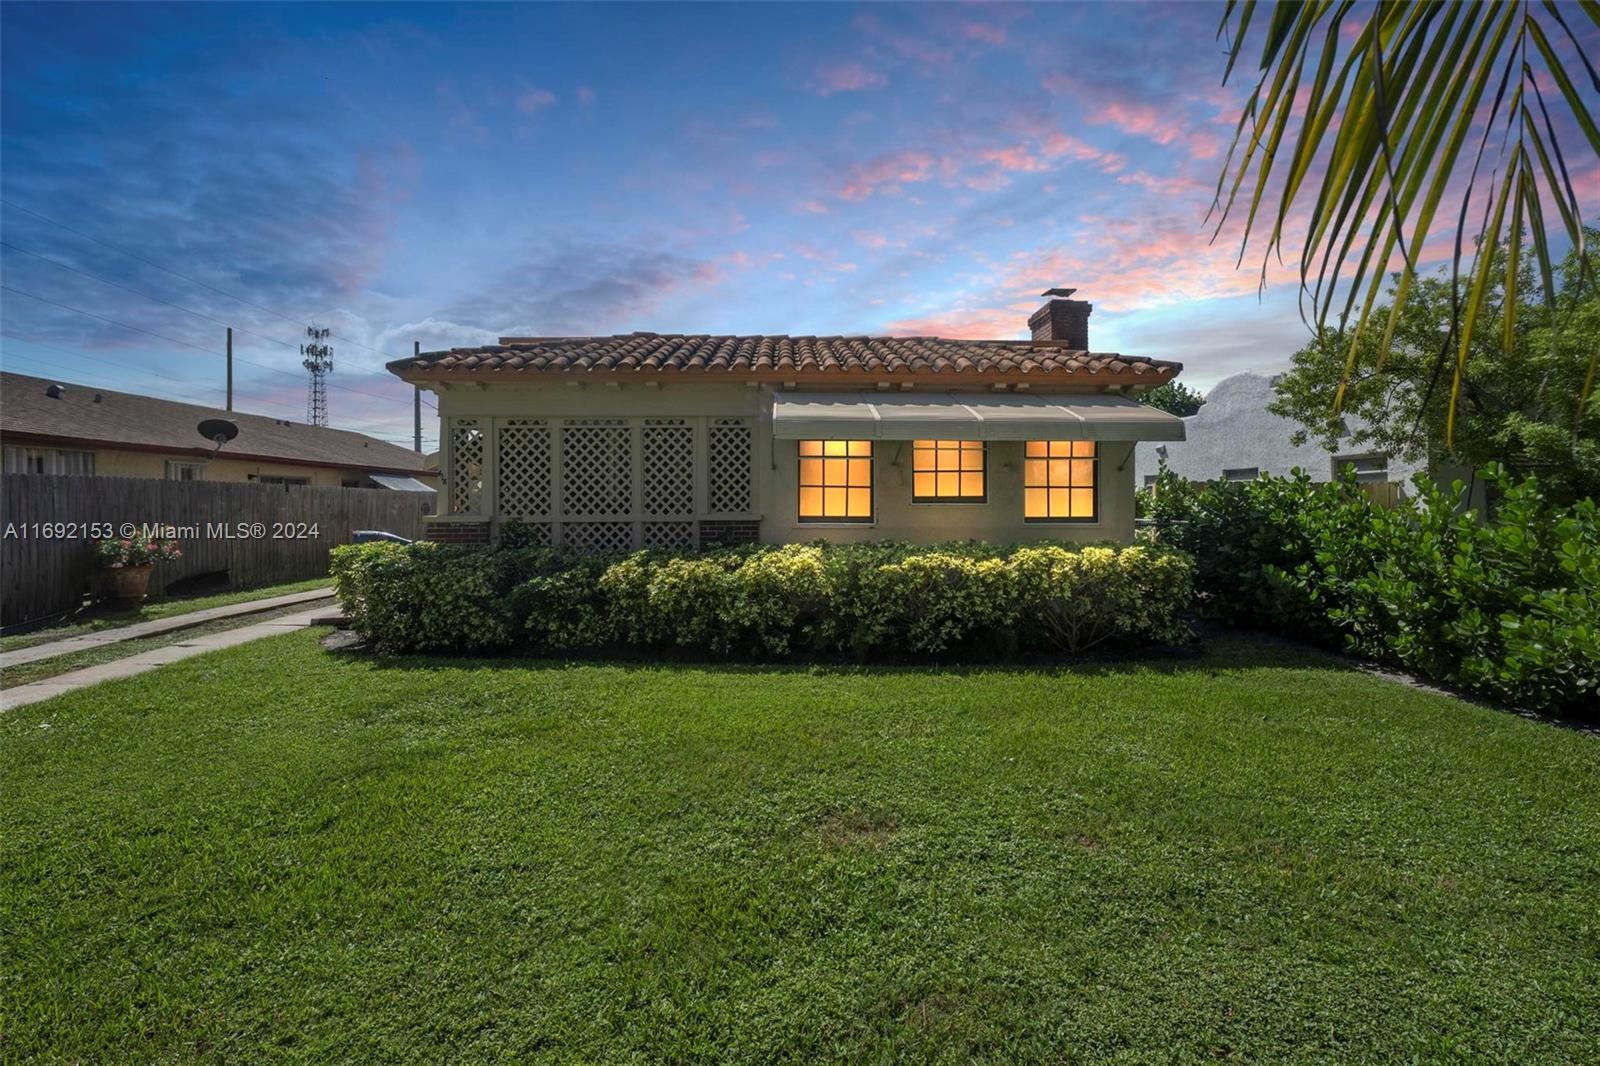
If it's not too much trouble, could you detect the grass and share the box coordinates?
[0,602,329,687]
[0,576,332,653]
[3,632,1597,1063]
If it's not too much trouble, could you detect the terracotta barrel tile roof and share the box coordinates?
[388,332,1181,384]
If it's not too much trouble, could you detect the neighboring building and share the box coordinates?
[0,371,439,496]
[389,290,1187,549]
[1133,372,1424,490]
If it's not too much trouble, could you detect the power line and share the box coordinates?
[1,283,418,409]
[0,197,415,364]
[2,338,438,438]
[2,238,311,356]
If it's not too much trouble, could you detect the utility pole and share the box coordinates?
[301,325,333,427]
[413,340,422,453]
[225,327,233,411]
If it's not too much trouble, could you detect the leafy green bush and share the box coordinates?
[332,539,1195,662]
[1146,465,1599,712]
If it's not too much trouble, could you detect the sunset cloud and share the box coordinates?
[810,61,887,96]
[838,149,935,200]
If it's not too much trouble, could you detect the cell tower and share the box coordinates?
[301,325,333,427]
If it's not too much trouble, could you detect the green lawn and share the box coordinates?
[4,632,1597,1063]
[0,576,332,653]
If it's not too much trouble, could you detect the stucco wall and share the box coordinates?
[82,447,441,489]
[1133,372,1425,487]
[433,380,1138,545]
[763,438,1134,544]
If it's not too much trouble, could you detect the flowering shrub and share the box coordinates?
[95,532,182,568]
[331,539,1195,661]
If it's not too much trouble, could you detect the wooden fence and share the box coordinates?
[1,475,431,626]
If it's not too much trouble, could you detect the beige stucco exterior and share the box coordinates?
[4,441,441,490]
[429,380,1140,545]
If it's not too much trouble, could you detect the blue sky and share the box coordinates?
[3,2,1594,448]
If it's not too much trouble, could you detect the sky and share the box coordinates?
[2,2,1595,449]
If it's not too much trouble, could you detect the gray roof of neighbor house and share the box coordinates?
[0,372,434,476]
[389,333,1182,386]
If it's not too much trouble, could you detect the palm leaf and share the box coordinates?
[1212,0,1600,449]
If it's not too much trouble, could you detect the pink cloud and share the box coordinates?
[838,149,935,200]
[977,145,1049,173]
[576,86,595,107]
[517,88,557,113]
[883,307,1033,339]
[810,61,888,96]
[960,20,1007,45]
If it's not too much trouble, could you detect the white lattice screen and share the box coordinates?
[643,521,696,550]
[643,419,694,517]
[496,419,551,519]
[449,415,759,547]
[563,521,634,553]
[708,418,753,514]
[448,419,485,514]
[561,421,632,517]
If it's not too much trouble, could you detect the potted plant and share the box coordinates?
[95,532,183,603]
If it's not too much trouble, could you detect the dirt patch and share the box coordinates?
[817,809,899,850]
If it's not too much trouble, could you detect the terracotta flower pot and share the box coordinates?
[107,564,154,603]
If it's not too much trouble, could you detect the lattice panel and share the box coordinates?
[448,419,485,514]
[643,520,696,551]
[500,521,552,547]
[643,419,694,516]
[496,419,551,519]
[561,421,632,517]
[708,418,753,513]
[562,521,634,553]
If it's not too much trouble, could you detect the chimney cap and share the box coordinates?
[1040,287,1078,299]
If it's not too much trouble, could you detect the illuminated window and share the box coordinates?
[799,440,873,522]
[1024,440,1098,521]
[912,440,986,502]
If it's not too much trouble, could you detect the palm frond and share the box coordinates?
[1211,0,1600,449]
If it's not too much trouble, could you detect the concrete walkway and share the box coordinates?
[1,604,337,710]
[0,587,333,669]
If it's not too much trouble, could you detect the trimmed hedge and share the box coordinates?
[331,540,1195,660]
[1145,465,1599,713]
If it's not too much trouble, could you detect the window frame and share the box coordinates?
[910,439,988,504]
[1023,440,1100,524]
[797,439,875,524]
[165,460,207,481]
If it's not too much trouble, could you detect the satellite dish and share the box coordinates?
[197,418,239,457]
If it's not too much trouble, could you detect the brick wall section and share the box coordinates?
[1026,299,1093,348]
[698,520,760,549]
[423,520,491,546]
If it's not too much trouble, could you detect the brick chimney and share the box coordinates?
[1028,287,1092,348]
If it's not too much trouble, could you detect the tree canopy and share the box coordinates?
[1270,232,1600,503]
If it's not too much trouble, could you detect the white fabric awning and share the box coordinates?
[770,391,1186,441]
[370,473,437,492]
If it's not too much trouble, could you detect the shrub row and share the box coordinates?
[1144,465,1599,712]
[331,540,1195,660]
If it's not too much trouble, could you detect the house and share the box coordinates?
[388,290,1185,549]
[1133,372,1424,491]
[0,371,439,494]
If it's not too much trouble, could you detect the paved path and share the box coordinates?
[1,605,336,711]
[0,587,333,669]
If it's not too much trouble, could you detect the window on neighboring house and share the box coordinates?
[165,461,206,481]
[1222,467,1260,482]
[912,440,986,502]
[1024,441,1098,521]
[250,474,311,487]
[341,477,363,488]
[798,440,873,522]
[1333,454,1389,483]
[2,446,94,476]
[1143,474,1159,488]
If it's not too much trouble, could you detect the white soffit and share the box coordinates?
[770,391,1186,441]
